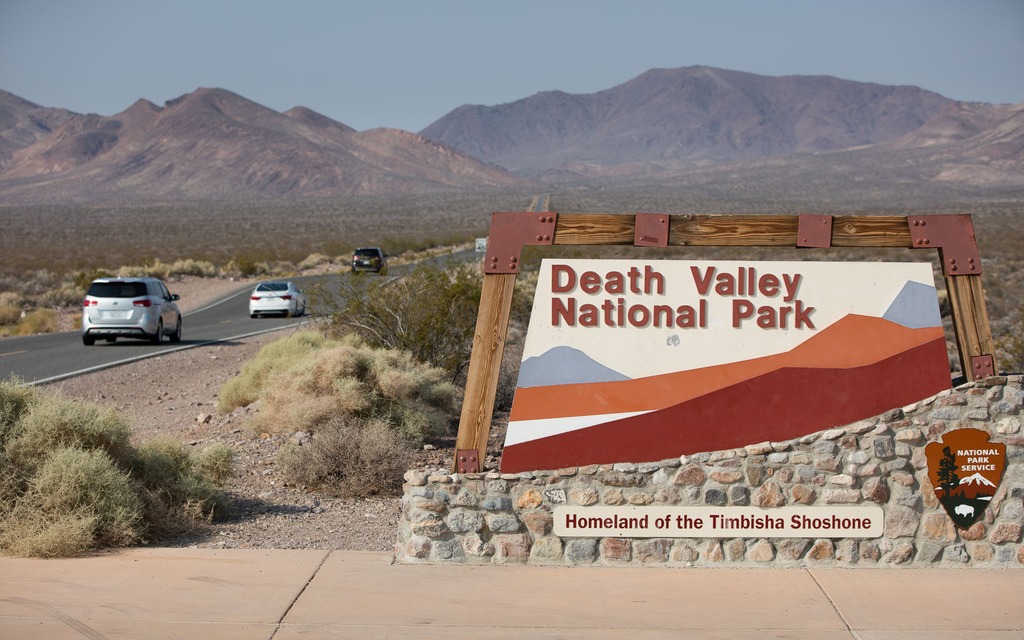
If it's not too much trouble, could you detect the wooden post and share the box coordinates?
[453,272,517,471]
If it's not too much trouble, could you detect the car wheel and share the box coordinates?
[169,316,182,343]
[83,335,95,346]
[151,320,163,345]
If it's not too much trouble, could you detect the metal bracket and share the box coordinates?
[797,214,833,248]
[634,213,669,247]
[455,449,480,474]
[484,212,557,274]
[971,355,995,379]
[908,214,982,276]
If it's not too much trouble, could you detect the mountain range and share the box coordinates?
[1,65,1022,204]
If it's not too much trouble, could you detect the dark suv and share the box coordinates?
[81,277,182,345]
[351,247,387,274]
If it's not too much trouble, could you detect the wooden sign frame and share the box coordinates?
[453,212,996,473]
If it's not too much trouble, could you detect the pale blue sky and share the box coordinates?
[2,0,1022,132]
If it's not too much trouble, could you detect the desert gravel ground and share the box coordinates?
[49,276,455,552]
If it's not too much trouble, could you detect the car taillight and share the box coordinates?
[281,295,292,300]
[133,299,152,307]
[83,299,97,307]
[251,296,261,301]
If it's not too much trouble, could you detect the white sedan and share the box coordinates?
[249,281,307,318]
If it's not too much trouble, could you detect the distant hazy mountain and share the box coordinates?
[0,88,527,204]
[419,66,956,175]
[2,66,1021,205]
[0,89,76,167]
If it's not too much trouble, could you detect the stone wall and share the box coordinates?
[395,376,1024,567]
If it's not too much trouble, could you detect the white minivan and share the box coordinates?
[81,277,182,346]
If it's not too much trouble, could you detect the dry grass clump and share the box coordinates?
[2,447,144,557]
[217,331,343,412]
[221,330,457,442]
[217,329,457,496]
[0,380,234,557]
[278,417,412,497]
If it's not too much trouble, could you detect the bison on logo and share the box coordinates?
[925,428,1006,529]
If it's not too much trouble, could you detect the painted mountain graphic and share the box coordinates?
[509,315,945,422]
[882,281,941,329]
[960,472,997,488]
[517,346,630,387]
[956,472,998,500]
[502,314,950,472]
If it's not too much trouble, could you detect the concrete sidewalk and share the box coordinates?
[1,549,1022,639]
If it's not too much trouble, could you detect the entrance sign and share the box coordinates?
[453,212,995,475]
[926,428,1006,529]
[554,506,884,538]
[502,259,951,472]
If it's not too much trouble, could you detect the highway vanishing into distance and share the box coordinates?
[0,244,484,386]
[0,196,547,386]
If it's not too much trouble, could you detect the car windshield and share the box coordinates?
[257,282,289,292]
[355,249,379,257]
[87,281,149,298]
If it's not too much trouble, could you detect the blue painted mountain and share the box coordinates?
[882,281,942,329]
[517,346,630,388]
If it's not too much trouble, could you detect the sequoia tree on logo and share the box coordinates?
[925,428,1006,529]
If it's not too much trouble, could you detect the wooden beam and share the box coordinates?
[946,273,997,381]
[453,272,517,468]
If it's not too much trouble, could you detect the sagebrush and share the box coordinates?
[0,380,234,557]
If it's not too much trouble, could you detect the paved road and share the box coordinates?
[0,274,337,385]
[0,247,480,386]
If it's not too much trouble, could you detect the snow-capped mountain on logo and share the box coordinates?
[960,472,997,489]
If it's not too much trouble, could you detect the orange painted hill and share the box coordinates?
[509,315,945,422]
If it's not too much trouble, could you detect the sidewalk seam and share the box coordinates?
[269,550,331,639]
[807,568,861,640]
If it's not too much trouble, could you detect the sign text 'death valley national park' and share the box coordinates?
[501,259,952,473]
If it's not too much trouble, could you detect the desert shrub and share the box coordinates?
[0,452,23,511]
[217,331,345,413]
[277,416,412,497]
[5,392,132,471]
[128,438,232,538]
[297,253,334,271]
[0,388,233,556]
[0,378,37,445]
[168,258,219,278]
[237,331,456,442]
[37,281,83,308]
[319,261,483,380]
[117,260,170,280]
[225,254,270,278]
[0,292,22,326]
[12,309,58,335]
[0,447,144,557]
[195,443,236,486]
[73,268,113,291]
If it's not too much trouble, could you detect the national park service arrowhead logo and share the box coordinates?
[926,428,1005,529]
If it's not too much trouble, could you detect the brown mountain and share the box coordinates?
[0,88,527,204]
[419,66,956,175]
[0,90,76,168]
